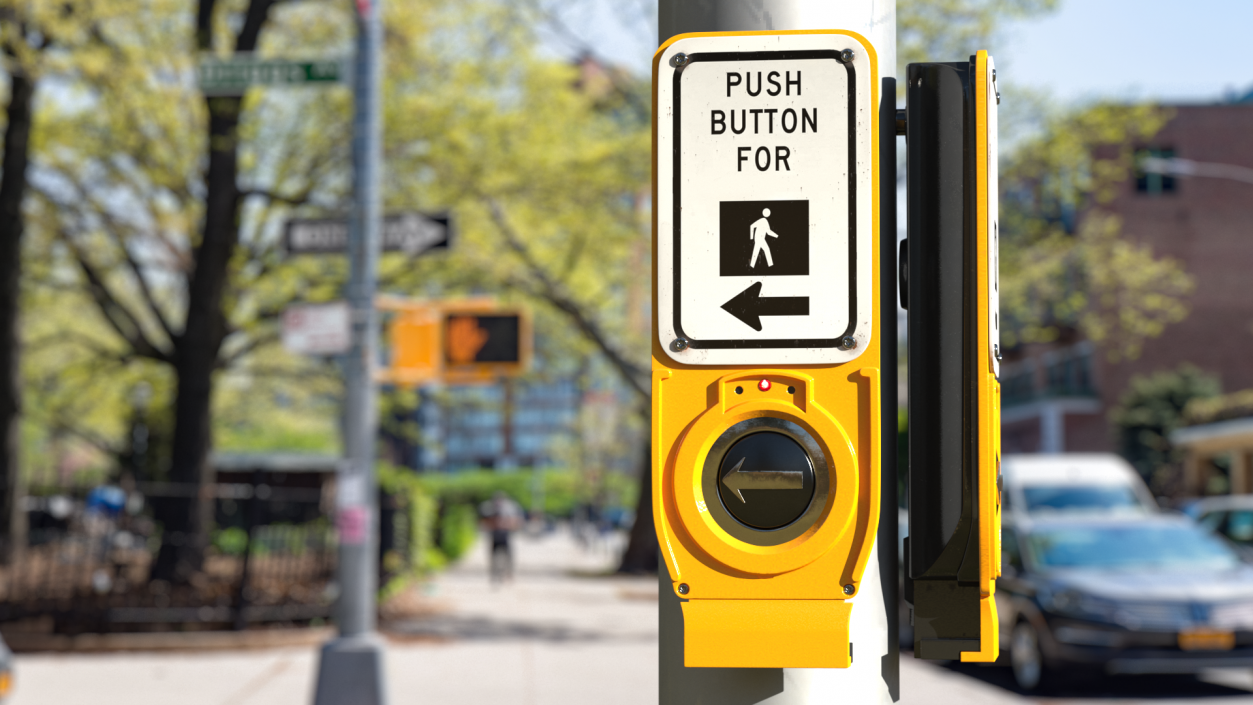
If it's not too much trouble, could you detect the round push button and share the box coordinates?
[717,431,816,530]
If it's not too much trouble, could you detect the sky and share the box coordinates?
[547,0,1253,105]
[999,0,1253,103]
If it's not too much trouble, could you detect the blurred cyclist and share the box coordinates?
[480,491,523,584]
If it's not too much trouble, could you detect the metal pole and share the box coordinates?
[312,0,388,699]
[657,1,897,702]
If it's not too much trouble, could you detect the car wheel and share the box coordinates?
[1011,620,1045,692]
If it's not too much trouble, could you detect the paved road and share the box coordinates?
[10,528,1253,704]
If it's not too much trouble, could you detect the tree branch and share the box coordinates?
[235,0,278,53]
[485,198,648,404]
[26,329,137,365]
[37,176,182,346]
[52,416,121,456]
[238,187,315,207]
[216,328,281,369]
[95,209,180,343]
[196,0,217,52]
[57,228,174,364]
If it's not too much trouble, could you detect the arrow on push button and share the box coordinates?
[721,457,806,503]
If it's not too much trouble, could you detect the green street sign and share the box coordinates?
[198,56,346,96]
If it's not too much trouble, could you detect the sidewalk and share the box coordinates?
[10,527,1253,704]
[382,527,659,705]
[8,528,658,705]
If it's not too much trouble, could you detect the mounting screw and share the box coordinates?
[843,584,855,595]
[838,336,857,351]
[670,53,690,68]
[677,583,690,595]
[670,337,689,353]
[994,344,1003,361]
[839,49,855,63]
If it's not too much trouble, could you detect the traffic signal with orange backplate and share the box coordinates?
[382,298,530,387]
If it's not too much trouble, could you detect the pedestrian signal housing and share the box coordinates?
[652,30,882,669]
[903,51,1001,662]
[381,299,530,386]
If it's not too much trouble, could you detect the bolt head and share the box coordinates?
[670,53,689,68]
[838,336,857,351]
[677,583,690,595]
[670,337,689,352]
[840,49,855,63]
[843,584,855,595]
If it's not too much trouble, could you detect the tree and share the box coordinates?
[369,1,654,569]
[23,0,341,583]
[999,101,1194,359]
[1111,364,1220,494]
[1,0,129,561]
[0,2,39,563]
[897,0,1059,70]
[20,0,656,576]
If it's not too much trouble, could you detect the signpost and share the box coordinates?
[281,302,351,356]
[311,0,387,700]
[285,213,451,256]
[198,55,345,96]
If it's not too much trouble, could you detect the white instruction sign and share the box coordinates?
[655,32,877,366]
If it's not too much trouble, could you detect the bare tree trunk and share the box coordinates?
[149,0,274,583]
[0,69,34,565]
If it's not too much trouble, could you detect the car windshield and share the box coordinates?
[1022,485,1143,513]
[1026,524,1241,571]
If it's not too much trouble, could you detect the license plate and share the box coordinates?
[1179,629,1235,651]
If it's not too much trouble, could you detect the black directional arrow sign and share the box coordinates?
[720,282,810,332]
[721,457,806,503]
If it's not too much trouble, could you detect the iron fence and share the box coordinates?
[0,480,337,635]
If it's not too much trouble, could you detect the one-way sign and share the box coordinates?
[655,33,876,365]
[284,213,451,256]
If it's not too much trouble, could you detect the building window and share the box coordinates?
[1135,148,1177,195]
[1001,362,1036,407]
[1043,344,1096,397]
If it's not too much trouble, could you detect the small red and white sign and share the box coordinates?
[282,302,351,356]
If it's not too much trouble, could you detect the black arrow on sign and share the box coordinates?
[722,457,806,504]
[720,282,810,331]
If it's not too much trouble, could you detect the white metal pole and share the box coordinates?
[657,2,898,702]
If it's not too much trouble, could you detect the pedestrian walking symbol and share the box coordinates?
[720,200,809,277]
[750,209,778,268]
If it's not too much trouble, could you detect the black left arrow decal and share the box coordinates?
[721,282,809,331]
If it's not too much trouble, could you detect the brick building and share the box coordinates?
[1001,100,1253,454]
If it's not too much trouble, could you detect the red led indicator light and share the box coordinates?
[757,379,771,392]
